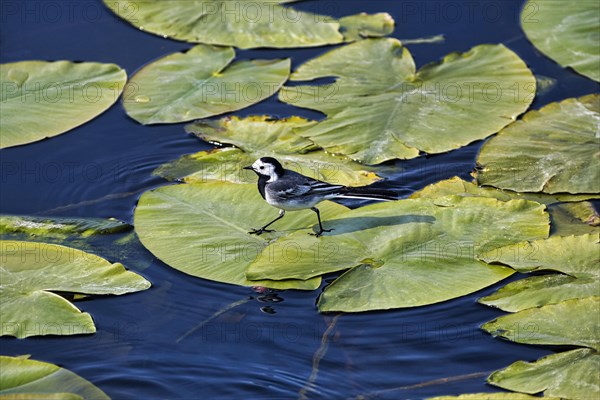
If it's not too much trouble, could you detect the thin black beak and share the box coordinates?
[243,165,253,171]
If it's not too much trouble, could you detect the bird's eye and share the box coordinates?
[259,166,264,170]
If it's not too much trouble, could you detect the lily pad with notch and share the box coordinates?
[476,94,600,194]
[155,116,382,186]
[488,348,600,399]
[134,182,348,289]
[104,0,393,49]
[123,45,290,124]
[245,196,549,312]
[478,234,599,312]
[0,240,151,338]
[279,39,535,164]
[0,61,126,149]
[482,296,600,350]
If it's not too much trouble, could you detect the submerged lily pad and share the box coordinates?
[123,45,290,124]
[0,61,126,149]
[0,215,130,237]
[482,296,600,350]
[534,75,558,96]
[104,1,393,49]
[1,216,152,274]
[547,202,600,236]
[488,348,600,399]
[134,182,348,289]
[279,39,535,164]
[155,116,381,186]
[477,94,600,194]
[0,356,109,399]
[521,0,600,81]
[0,240,150,338]
[245,196,549,312]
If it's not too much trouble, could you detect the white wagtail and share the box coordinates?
[243,157,397,236]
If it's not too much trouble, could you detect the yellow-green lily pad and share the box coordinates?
[411,177,599,237]
[0,61,126,149]
[134,182,348,289]
[279,39,535,164]
[0,241,150,338]
[155,116,381,186]
[478,234,599,312]
[476,94,600,194]
[482,296,600,351]
[411,177,598,205]
[104,0,393,49]
[245,196,549,312]
[123,45,290,124]
[0,215,130,238]
[488,348,600,399]
[479,233,599,276]
[0,356,109,399]
[479,273,599,313]
[521,0,600,81]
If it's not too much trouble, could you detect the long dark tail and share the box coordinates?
[337,186,398,201]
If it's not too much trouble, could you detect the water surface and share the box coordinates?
[1,1,598,398]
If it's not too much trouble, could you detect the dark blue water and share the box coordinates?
[1,1,598,399]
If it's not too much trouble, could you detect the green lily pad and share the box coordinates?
[1,216,152,274]
[476,94,600,194]
[134,182,348,289]
[245,196,549,312]
[482,296,600,350]
[0,215,130,238]
[411,177,598,204]
[186,115,318,154]
[411,178,599,237]
[123,45,290,124]
[279,39,535,164]
[104,1,393,49]
[479,233,599,276]
[155,116,381,186]
[0,356,109,399]
[479,273,599,313]
[0,61,126,149]
[428,393,559,400]
[478,234,599,311]
[488,348,600,399]
[0,240,151,338]
[521,0,600,81]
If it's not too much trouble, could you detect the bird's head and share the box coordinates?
[243,157,285,181]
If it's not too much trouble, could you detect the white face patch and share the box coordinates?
[252,159,278,182]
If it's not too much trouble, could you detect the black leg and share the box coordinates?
[309,207,333,237]
[249,209,285,235]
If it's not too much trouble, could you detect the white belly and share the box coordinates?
[265,191,321,211]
